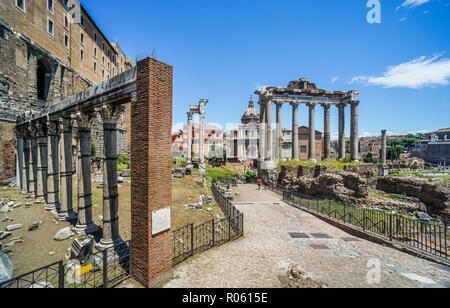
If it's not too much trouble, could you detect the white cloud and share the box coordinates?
[331,76,339,83]
[396,0,430,10]
[423,10,430,14]
[350,54,450,89]
[399,17,408,22]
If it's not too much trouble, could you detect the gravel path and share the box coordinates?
[164,184,450,288]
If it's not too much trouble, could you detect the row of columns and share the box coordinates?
[186,100,207,165]
[15,102,125,250]
[259,101,360,164]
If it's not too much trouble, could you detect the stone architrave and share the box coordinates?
[74,110,99,235]
[95,103,125,250]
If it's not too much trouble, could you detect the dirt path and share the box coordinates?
[164,184,450,288]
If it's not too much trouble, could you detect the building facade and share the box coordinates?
[0,0,132,180]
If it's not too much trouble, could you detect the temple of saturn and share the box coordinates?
[186,99,208,169]
[12,57,175,287]
[255,78,360,171]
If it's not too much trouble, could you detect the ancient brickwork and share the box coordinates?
[0,122,16,180]
[131,58,173,287]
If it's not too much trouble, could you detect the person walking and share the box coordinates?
[257,178,262,190]
[264,179,268,190]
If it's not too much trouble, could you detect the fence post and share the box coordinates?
[444,219,447,259]
[389,213,393,241]
[343,203,346,224]
[58,260,65,288]
[190,223,194,257]
[228,216,231,240]
[329,200,331,218]
[212,219,215,247]
[363,209,366,231]
[102,249,108,289]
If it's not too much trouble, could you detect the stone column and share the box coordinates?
[22,127,30,193]
[308,103,316,162]
[258,100,266,163]
[379,129,388,176]
[15,128,24,190]
[199,112,205,164]
[58,117,77,221]
[291,103,299,161]
[46,120,60,211]
[29,124,38,198]
[74,111,99,235]
[322,104,331,161]
[276,103,283,162]
[187,112,193,163]
[338,103,346,160]
[350,101,360,161]
[36,121,48,202]
[265,100,273,161]
[96,103,125,250]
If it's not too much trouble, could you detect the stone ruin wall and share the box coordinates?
[0,25,129,180]
[278,164,450,220]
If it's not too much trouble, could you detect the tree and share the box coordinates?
[386,146,406,161]
[364,152,377,164]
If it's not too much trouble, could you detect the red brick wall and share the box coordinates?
[131,57,173,287]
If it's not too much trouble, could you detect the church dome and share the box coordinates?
[241,96,260,124]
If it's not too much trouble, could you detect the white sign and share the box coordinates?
[152,207,171,235]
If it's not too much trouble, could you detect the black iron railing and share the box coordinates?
[1,241,131,289]
[172,182,244,266]
[268,183,449,261]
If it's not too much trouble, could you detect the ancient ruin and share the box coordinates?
[255,78,360,171]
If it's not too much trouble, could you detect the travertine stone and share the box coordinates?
[265,100,273,162]
[276,103,283,162]
[187,112,193,163]
[322,104,331,161]
[258,100,266,163]
[36,121,48,201]
[29,124,38,197]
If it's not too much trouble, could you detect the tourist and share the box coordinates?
[257,178,262,190]
[264,179,268,190]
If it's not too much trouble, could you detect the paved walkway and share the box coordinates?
[164,184,450,288]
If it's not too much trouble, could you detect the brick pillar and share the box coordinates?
[131,57,173,288]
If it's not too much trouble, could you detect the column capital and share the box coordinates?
[320,103,331,110]
[350,100,360,106]
[187,112,193,120]
[75,109,96,128]
[289,102,299,107]
[95,103,125,124]
[307,102,317,107]
[336,102,347,108]
[274,101,284,106]
[47,120,59,136]
[35,120,47,137]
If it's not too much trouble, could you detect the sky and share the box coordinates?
[80,0,450,139]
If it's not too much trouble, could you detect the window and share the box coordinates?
[80,15,85,27]
[102,70,104,78]
[112,67,115,75]
[80,49,84,61]
[102,42,105,51]
[94,32,97,42]
[107,62,110,70]
[93,62,97,73]
[80,32,84,45]
[300,146,307,153]
[107,50,110,58]
[47,0,54,14]
[64,14,69,29]
[15,0,26,13]
[102,56,105,65]
[63,0,69,8]
[64,33,69,49]
[93,47,97,58]
[47,18,54,36]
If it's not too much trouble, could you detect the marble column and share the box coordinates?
[36,121,48,201]
[291,103,299,161]
[46,120,60,211]
[265,100,273,162]
[22,127,30,194]
[322,104,331,161]
[308,103,316,162]
[338,104,346,160]
[187,112,193,163]
[96,103,125,250]
[74,111,98,235]
[15,128,24,190]
[29,124,38,198]
[379,130,388,176]
[258,100,266,163]
[58,117,77,221]
[350,101,360,161]
[276,103,283,162]
[199,112,205,164]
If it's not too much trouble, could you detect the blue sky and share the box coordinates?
[81,0,450,138]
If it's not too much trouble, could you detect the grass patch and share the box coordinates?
[206,166,243,181]
[277,160,364,172]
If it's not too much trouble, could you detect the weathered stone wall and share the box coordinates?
[377,177,450,218]
[0,122,16,181]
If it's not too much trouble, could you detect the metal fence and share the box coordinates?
[0,241,131,289]
[268,183,449,261]
[172,183,244,266]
